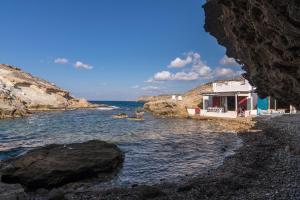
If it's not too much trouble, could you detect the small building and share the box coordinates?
[200,79,257,118]
[171,95,183,101]
[186,78,297,118]
[171,95,176,101]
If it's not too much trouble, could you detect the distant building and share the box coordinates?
[172,95,176,101]
[171,95,183,101]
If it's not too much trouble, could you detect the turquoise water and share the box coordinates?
[0,101,241,186]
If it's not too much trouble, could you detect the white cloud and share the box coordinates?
[219,55,240,67]
[54,58,69,64]
[192,65,212,76]
[214,67,242,77]
[172,72,199,81]
[147,52,244,83]
[131,85,140,89]
[74,61,93,70]
[141,86,160,91]
[149,52,213,82]
[153,71,172,81]
[169,56,192,68]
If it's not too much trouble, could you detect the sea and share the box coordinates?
[0,101,241,187]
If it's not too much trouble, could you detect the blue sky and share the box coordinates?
[0,0,242,100]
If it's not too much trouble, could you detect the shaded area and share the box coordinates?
[203,0,300,109]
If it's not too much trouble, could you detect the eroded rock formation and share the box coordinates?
[0,64,98,118]
[203,0,300,108]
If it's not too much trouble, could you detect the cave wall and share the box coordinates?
[203,0,300,108]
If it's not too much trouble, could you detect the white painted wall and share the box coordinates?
[200,110,237,118]
[187,108,196,116]
[213,80,254,93]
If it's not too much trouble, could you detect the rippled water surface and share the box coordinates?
[0,101,241,186]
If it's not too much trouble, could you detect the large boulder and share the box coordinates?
[203,0,300,109]
[1,140,124,190]
[144,100,189,118]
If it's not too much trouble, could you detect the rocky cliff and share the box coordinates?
[0,64,98,119]
[203,0,300,109]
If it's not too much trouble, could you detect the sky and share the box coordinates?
[0,0,243,101]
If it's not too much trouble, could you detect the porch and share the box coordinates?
[199,92,257,118]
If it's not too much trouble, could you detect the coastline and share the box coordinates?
[1,114,299,199]
[64,114,299,200]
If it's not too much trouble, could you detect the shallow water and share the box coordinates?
[0,101,241,186]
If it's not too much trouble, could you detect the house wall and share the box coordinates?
[200,110,237,118]
[213,80,254,93]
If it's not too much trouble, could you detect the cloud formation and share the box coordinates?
[148,52,213,82]
[141,86,160,92]
[54,58,69,64]
[168,55,192,68]
[153,71,172,81]
[74,61,93,70]
[214,67,242,77]
[219,55,240,67]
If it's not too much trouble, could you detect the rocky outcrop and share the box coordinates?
[203,0,300,109]
[0,89,27,119]
[1,140,124,190]
[137,95,172,103]
[144,100,189,118]
[0,64,98,119]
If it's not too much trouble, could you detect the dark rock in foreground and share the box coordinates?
[1,140,124,190]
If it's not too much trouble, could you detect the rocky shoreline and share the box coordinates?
[0,64,100,119]
[1,114,299,199]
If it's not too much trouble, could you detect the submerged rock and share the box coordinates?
[203,0,300,109]
[0,64,98,119]
[1,140,124,190]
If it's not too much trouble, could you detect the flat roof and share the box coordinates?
[201,91,255,96]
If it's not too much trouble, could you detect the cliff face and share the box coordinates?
[203,0,300,109]
[0,64,97,119]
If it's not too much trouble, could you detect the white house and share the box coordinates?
[198,79,257,118]
[186,78,297,118]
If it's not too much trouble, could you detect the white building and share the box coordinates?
[198,79,257,118]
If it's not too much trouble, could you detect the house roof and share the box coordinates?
[201,91,255,96]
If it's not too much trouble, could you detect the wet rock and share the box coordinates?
[1,140,124,190]
[203,0,300,109]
